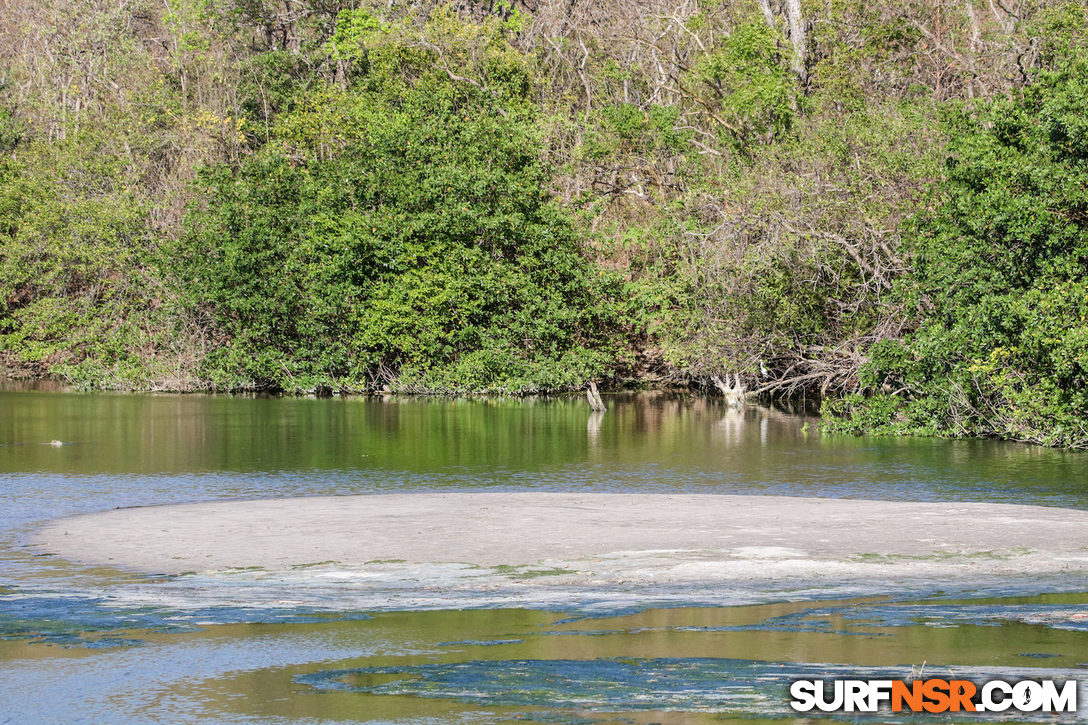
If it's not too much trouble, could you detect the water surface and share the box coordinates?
[1,390,1086,722]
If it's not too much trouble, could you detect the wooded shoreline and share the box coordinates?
[2,1,1086,448]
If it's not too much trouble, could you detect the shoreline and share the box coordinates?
[0,377,694,399]
[33,493,1088,587]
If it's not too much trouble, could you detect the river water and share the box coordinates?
[1,389,1087,722]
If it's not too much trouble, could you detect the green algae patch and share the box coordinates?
[852,548,1034,563]
[491,564,573,580]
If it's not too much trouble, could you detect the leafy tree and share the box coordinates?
[176,22,625,393]
[693,21,799,151]
[0,132,163,386]
[825,49,1088,448]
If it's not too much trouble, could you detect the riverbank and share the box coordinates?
[34,493,1088,586]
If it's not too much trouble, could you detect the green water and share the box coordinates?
[1,388,1087,722]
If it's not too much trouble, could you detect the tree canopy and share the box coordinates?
[1,0,1087,446]
[826,46,1088,447]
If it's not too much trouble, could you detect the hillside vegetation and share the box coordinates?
[1,0,1085,446]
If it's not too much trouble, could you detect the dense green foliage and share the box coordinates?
[1,0,1087,446]
[825,45,1088,447]
[0,132,163,386]
[178,61,623,392]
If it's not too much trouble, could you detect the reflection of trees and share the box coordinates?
[6,390,825,476]
[716,402,808,446]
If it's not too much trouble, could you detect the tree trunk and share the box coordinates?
[587,380,606,412]
[755,0,777,28]
[711,374,747,409]
[755,0,807,84]
[784,0,807,84]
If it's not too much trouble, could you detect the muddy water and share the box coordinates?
[1,389,1087,722]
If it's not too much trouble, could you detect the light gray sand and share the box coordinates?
[33,494,1088,586]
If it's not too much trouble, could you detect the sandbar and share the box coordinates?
[33,493,1088,588]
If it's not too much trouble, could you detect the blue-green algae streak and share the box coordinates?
[1,386,1087,723]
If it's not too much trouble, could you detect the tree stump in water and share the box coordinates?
[586,381,606,412]
[711,374,746,409]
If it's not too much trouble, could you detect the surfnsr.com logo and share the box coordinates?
[790,678,1078,714]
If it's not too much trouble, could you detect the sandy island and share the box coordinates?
[33,494,1088,590]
